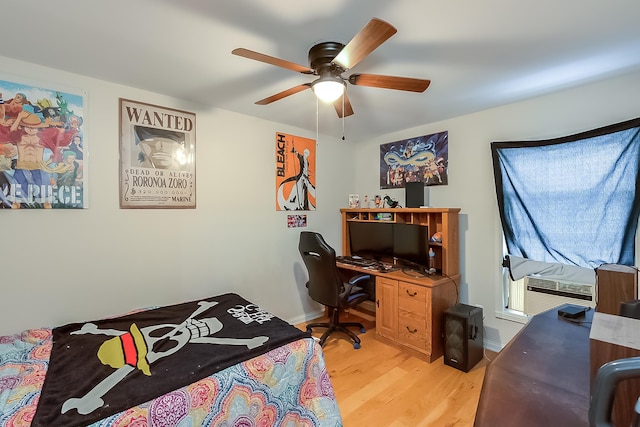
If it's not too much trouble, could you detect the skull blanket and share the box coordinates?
[31,293,310,427]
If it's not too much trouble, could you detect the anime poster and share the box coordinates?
[275,132,316,211]
[0,79,86,209]
[379,131,448,189]
[119,99,195,209]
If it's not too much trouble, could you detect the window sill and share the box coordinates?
[495,308,530,324]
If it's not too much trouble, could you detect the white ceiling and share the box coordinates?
[3,0,640,141]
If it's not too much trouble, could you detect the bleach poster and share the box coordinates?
[275,132,316,211]
[0,79,86,208]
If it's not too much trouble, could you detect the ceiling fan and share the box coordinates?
[232,18,431,118]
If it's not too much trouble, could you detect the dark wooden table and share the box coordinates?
[474,305,593,427]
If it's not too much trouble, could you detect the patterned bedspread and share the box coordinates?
[0,329,342,427]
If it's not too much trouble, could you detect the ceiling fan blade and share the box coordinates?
[333,18,397,70]
[333,93,354,118]
[232,48,313,74]
[348,73,431,92]
[255,84,311,105]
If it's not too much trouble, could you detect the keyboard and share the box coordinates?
[337,256,400,273]
[336,256,376,267]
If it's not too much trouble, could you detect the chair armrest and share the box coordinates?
[589,356,640,427]
[343,274,371,296]
[349,274,371,286]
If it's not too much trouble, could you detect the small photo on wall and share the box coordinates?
[379,131,448,189]
[287,214,307,228]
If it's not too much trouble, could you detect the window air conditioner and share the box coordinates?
[523,275,595,316]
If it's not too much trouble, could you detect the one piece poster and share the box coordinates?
[0,79,86,209]
[275,132,316,211]
[379,131,449,189]
[119,99,196,209]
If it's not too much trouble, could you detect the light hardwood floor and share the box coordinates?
[299,313,493,427]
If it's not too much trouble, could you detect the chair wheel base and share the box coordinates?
[306,321,365,349]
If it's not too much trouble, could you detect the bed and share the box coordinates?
[0,293,342,427]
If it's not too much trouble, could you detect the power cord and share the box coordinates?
[483,346,494,363]
[399,267,429,279]
[399,267,460,304]
[439,270,460,304]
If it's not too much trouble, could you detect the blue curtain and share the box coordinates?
[492,118,640,268]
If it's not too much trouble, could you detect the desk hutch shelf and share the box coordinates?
[340,207,460,277]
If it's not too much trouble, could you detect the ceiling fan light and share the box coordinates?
[312,78,345,103]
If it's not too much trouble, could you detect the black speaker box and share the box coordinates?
[405,181,424,208]
[444,303,484,372]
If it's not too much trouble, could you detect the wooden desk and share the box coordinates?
[337,261,459,362]
[473,306,592,427]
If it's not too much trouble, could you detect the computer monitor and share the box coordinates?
[348,222,394,260]
[393,223,429,268]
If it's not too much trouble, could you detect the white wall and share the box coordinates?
[3,54,639,350]
[0,56,356,335]
[354,69,640,349]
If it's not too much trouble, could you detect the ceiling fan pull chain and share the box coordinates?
[341,94,346,141]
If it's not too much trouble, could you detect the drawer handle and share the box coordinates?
[406,289,418,297]
[406,326,418,334]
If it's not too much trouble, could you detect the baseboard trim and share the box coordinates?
[287,309,325,326]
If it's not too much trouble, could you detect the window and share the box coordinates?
[492,117,640,314]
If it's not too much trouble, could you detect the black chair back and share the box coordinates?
[298,231,343,308]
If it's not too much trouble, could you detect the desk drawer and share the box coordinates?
[398,295,426,317]
[398,282,427,316]
[398,316,427,351]
[399,282,427,301]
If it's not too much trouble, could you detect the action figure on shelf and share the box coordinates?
[384,195,401,208]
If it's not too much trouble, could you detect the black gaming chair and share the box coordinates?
[298,231,370,349]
